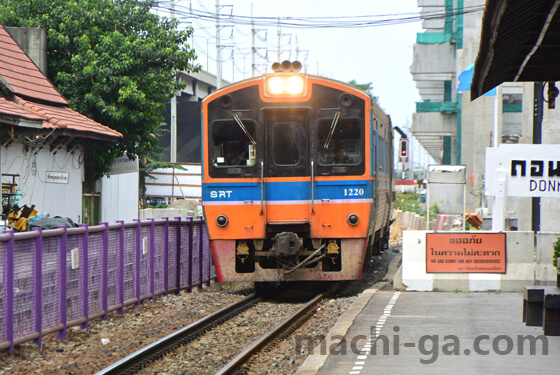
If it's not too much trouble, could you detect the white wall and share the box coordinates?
[101,172,139,224]
[401,230,558,292]
[1,145,83,222]
[145,165,201,200]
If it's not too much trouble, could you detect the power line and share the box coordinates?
[153,2,484,29]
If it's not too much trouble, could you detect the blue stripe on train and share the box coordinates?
[202,180,374,202]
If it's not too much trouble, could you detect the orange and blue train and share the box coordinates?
[201,61,394,284]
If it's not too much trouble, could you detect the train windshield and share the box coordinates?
[271,122,303,165]
[316,117,362,166]
[210,119,257,167]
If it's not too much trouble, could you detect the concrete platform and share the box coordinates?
[296,278,560,374]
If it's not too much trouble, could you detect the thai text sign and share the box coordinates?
[486,144,560,197]
[108,154,139,175]
[426,233,506,273]
[46,171,69,184]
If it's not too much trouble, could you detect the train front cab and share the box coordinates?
[202,70,392,282]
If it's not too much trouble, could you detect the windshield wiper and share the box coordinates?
[323,111,341,149]
[233,114,257,145]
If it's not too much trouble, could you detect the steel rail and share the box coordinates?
[215,291,326,375]
[95,293,260,375]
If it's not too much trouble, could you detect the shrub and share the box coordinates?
[395,193,438,220]
[554,236,560,271]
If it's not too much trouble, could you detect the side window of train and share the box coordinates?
[272,123,301,165]
[211,119,257,168]
[316,117,362,166]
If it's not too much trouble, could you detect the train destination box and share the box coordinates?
[426,233,506,274]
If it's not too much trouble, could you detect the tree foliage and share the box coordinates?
[348,79,373,95]
[0,0,199,185]
[348,79,379,102]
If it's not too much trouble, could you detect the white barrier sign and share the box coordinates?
[486,144,560,197]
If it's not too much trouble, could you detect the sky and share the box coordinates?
[160,0,424,130]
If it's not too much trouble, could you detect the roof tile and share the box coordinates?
[0,24,67,104]
[17,97,122,138]
[0,97,44,120]
[0,23,121,140]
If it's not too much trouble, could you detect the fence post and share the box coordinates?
[79,224,89,330]
[57,226,67,340]
[197,216,203,290]
[117,221,125,315]
[32,227,43,347]
[204,225,211,287]
[163,217,169,295]
[101,222,109,320]
[149,218,155,300]
[175,216,182,294]
[186,216,193,293]
[6,230,14,355]
[133,219,141,306]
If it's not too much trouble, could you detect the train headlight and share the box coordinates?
[267,76,285,95]
[347,214,359,226]
[216,215,228,227]
[286,76,305,95]
[264,74,306,97]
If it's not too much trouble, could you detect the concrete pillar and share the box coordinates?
[6,27,47,76]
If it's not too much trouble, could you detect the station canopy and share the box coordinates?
[472,0,560,100]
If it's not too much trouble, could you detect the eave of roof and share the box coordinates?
[472,0,560,100]
[16,97,122,139]
[0,97,44,121]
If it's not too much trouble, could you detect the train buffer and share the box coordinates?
[522,285,560,335]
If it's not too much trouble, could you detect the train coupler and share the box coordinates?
[271,232,302,256]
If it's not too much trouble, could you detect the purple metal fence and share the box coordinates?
[0,216,214,353]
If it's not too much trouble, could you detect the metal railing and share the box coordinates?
[0,216,215,354]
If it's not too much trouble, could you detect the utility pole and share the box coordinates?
[170,0,177,163]
[251,5,256,77]
[251,9,267,77]
[216,0,222,89]
[277,17,281,62]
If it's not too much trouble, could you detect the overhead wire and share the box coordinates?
[153,3,485,29]
[151,1,484,80]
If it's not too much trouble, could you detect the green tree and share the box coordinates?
[348,79,373,94]
[348,79,378,102]
[0,0,199,187]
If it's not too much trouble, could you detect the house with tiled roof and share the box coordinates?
[0,24,122,226]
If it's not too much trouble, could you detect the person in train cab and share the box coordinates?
[225,145,241,165]
[334,146,354,164]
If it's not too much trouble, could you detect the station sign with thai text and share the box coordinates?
[485,144,560,198]
[426,233,506,273]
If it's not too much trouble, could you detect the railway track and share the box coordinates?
[215,291,325,375]
[95,294,261,375]
[95,288,327,375]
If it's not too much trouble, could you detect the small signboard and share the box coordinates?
[427,165,466,184]
[46,171,69,184]
[426,233,506,273]
[108,154,139,175]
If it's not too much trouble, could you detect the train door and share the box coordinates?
[264,110,309,223]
